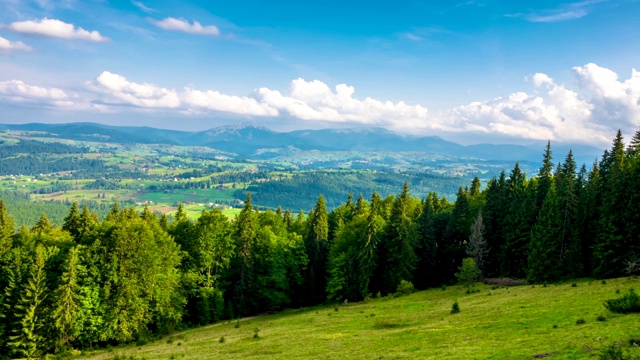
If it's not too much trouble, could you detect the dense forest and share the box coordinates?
[0,129,639,358]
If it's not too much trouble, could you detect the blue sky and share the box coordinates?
[0,0,639,146]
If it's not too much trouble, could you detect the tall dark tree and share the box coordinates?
[527,184,562,283]
[52,246,81,350]
[381,183,417,294]
[593,130,630,278]
[304,195,329,304]
[467,211,489,278]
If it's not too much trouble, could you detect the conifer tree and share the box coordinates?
[527,184,562,282]
[9,246,49,358]
[304,195,329,304]
[52,246,80,350]
[537,141,554,209]
[594,130,629,277]
[382,182,417,293]
[62,203,81,241]
[31,213,52,234]
[0,200,14,260]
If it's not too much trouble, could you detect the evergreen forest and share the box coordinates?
[0,129,639,358]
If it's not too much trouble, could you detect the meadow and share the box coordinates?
[78,277,640,360]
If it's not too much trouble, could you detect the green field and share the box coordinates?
[78,277,640,360]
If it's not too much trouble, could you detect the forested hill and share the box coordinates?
[0,122,603,163]
[0,128,638,359]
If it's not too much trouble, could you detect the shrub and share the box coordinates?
[219,336,225,343]
[166,338,174,344]
[456,258,480,288]
[552,324,558,329]
[483,278,526,287]
[604,289,640,314]
[576,318,586,325]
[451,301,460,314]
[235,320,240,328]
[599,342,625,360]
[396,280,415,296]
[601,280,607,285]
[253,328,260,338]
[571,283,577,287]
[597,315,606,322]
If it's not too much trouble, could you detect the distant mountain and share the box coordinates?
[0,122,605,164]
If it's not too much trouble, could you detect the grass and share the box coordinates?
[77,277,640,360]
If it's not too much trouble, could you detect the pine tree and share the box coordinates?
[527,184,562,283]
[556,150,578,275]
[358,191,382,295]
[537,141,554,209]
[62,203,81,241]
[381,183,417,294]
[594,130,630,278]
[8,246,49,358]
[304,195,329,304]
[31,213,52,234]
[52,246,80,350]
[0,200,14,260]
[442,187,470,279]
[470,177,481,198]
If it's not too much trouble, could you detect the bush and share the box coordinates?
[253,328,260,338]
[576,318,586,325]
[482,278,526,287]
[451,301,460,314]
[219,336,225,343]
[456,258,480,288]
[604,288,640,314]
[396,280,415,296]
[599,342,625,360]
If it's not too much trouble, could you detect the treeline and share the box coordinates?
[240,170,466,210]
[0,190,110,229]
[0,129,639,358]
[0,140,87,158]
[0,155,108,177]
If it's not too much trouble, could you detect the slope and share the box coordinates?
[79,277,640,360]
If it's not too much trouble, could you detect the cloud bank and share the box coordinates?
[5,18,109,42]
[0,63,638,146]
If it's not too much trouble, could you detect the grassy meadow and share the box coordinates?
[78,277,640,360]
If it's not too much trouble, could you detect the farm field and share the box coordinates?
[78,277,640,360]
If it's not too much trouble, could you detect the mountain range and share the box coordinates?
[0,122,604,164]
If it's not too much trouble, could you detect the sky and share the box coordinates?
[0,0,639,147]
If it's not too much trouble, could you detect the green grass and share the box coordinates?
[77,277,640,360]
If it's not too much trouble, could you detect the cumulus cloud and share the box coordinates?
[0,36,32,53]
[0,79,102,110]
[5,18,109,42]
[446,63,640,145]
[256,78,430,128]
[153,18,220,36]
[3,63,640,147]
[91,71,277,116]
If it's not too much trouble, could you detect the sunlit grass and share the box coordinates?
[78,277,640,360]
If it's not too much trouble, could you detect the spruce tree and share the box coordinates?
[527,184,562,283]
[52,246,80,350]
[62,203,81,242]
[381,183,417,294]
[8,246,49,358]
[304,195,329,304]
[0,200,14,260]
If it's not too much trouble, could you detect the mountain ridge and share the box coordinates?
[0,122,604,164]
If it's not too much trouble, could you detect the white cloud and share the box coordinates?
[153,18,220,36]
[446,63,640,145]
[3,63,640,147]
[183,88,277,116]
[256,78,430,129]
[94,71,181,108]
[0,36,32,53]
[0,79,101,110]
[6,18,109,42]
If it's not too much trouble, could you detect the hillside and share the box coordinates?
[79,277,640,360]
